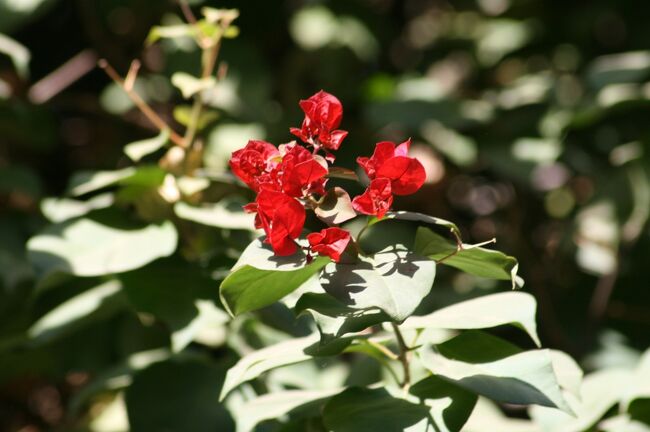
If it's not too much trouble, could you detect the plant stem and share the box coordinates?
[98,60,185,147]
[183,15,233,149]
[391,322,411,391]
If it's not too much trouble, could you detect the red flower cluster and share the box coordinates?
[290,91,348,156]
[230,91,426,261]
[353,139,426,218]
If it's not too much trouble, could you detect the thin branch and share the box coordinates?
[366,339,399,361]
[183,16,233,148]
[28,50,97,104]
[98,59,185,147]
[178,0,198,26]
[124,59,140,91]
[391,322,411,391]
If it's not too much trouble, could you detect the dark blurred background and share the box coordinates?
[2,0,650,430]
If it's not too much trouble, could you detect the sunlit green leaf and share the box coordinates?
[220,334,318,400]
[41,194,114,223]
[220,238,329,316]
[124,130,169,162]
[414,227,522,288]
[27,212,178,277]
[233,388,342,432]
[28,279,124,343]
[174,199,255,230]
[402,291,540,346]
[171,72,216,99]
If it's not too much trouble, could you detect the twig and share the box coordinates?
[391,322,411,391]
[183,15,234,148]
[178,0,198,26]
[28,50,97,104]
[98,59,185,147]
[366,339,399,361]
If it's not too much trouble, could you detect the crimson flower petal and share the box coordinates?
[307,227,351,262]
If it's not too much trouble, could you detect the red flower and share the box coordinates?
[230,140,280,192]
[290,90,348,152]
[307,227,351,262]
[253,190,306,255]
[352,178,393,218]
[356,139,425,195]
[279,143,328,197]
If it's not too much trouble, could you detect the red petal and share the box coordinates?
[377,156,426,195]
[307,227,351,262]
[352,178,393,218]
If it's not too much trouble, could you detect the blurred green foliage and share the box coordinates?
[2,0,650,431]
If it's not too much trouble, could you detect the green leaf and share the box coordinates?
[368,211,460,236]
[220,334,318,400]
[220,238,329,316]
[171,72,216,99]
[174,199,255,230]
[410,375,478,432]
[120,258,226,352]
[67,167,136,196]
[402,291,540,346]
[27,212,178,277]
[146,24,193,45]
[549,349,583,397]
[600,415,650,432]
[67,166,166,197]
[419,332,572,413]
[322,387,431,432]
[41,193,114,223]
[529,368,633,432]
[319,246,435,322]
[28,279,124,343]
[124,130,169,162]
[464,398,539,432]
[69,348,171,415]
[126,358,233,432]
[173,105,219,130]
[414,226,522,289]
[295,292,390,342]
[233,388,342,432]
[314,187,357,225]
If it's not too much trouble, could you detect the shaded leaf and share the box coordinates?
[323,387,431,432]
[295,292,390,342]
[319,246,435,322]
[410,375,478,432]
[126,358,233,432]
[315,187,357,225]
[420,332,571,412]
